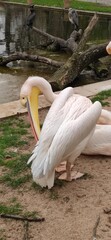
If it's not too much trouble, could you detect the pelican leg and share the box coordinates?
[66,161,72,181]
[56,161,72,181]
[57,161,84,181]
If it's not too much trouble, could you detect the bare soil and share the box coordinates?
[0,103,111,240]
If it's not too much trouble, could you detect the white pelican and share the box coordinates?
[20,76,102,188]
[83,124,111,155]
[106,41,111,55]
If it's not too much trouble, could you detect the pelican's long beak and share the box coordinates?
[27,87,41,142]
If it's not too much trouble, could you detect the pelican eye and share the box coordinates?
[20,96,27,107]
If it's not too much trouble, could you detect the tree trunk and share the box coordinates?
[91,59,108,78]
[50,13,100,89]
[50,43,108,89]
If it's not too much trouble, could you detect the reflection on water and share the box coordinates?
[0,3,111,103]
[0,73,25,103]
[0,62,57,104]
[0,47,69,104]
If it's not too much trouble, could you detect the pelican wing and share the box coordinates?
[31,101,101,188]
[83,124,111,155]
[43,101,102,174]
[28,87,74,163]
[28,90,92,165]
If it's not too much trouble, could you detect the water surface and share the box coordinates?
[0,3,111,104]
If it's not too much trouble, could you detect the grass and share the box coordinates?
[6,0,111,13]
[0,117,29,151]
[0,173,31,188]
[91,89,111,106]
[0,200,42,240]
[0,116,32,188]
[0,202,41,218]
[32,178,64,199]
[0,114,65,197]
[0,203,22,215]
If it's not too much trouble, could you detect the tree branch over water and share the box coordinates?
[0,13,109,90]
[0,52,63,68]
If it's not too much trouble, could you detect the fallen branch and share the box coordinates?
[0,213,45,222]
[0,52,63,68]
[23,221,29,240]
[32,26,82,52]
[33,26,67,48]
[92,215,100,240]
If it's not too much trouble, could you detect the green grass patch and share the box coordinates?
[0,203,22,215]
[32,182,46,193]
[49,189,59,200]
[0,152,30,176]
[32,178,65,199]
[0,116,32,188]
[91,89,111,106]
[0,173,31,188]
[6,0,111,13]
[23,211,39,218]
[4,154,30,173]
[0,202,41,218]
[0,117,29,152]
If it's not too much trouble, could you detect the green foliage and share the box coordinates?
[32,182,46,193]
[0,117,29,153]
[0,202,41,218]
[7,0,111,13]
[91,89,111,106]
[0,203,22,215]
[49,189,59,200]
[0,173,31,188]
[23,211,39,218]
[0,116,32,188]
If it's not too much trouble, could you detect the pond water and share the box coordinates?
[0,2,111,104]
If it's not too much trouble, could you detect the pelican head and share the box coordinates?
[20,77,42,142]
[20,76,57,142]
[106,41,111,55]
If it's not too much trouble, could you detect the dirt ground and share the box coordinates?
[0,103,111,240]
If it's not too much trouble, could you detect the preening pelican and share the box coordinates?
[20,76,102,188]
